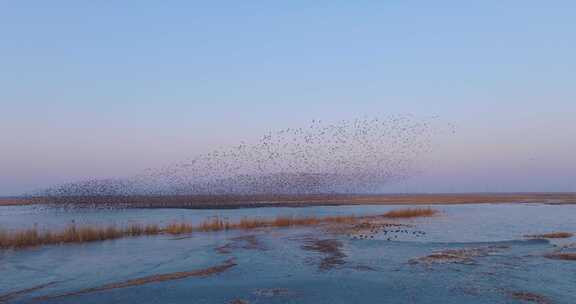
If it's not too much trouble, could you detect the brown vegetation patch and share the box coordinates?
[34,258,237,301]
[229,299,249,304]
[0,222,162,249]
[525,232,573,239]
[164,222,193,235]
[199,217,232,231]
[383,207,439,219]
[1,209,439,250]
[0,197,34,206]
[301,238,346,271]
[508,291,552,304]
[544,252,576,261]
[0,214,353,250]
[409,246,505,266]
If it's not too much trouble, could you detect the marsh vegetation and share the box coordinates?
[525,232,574,239]
[0,207,438,250]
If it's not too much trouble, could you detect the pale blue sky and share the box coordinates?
[1,1,575,195]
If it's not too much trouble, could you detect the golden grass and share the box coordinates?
[0,208,438,250]
[164,222,193,235]
[0,223,159,249]
[237,217,268,230]
[525,232,574,239]
[382,207,439,218]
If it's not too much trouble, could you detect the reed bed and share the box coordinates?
[525,232,573,239]
[199,217,232,232]
[0,223,162,249]
[382,207,439,218]
[0,207,437,250]
[164,223,193,235]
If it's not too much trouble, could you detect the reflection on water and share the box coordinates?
[1,204,575,303]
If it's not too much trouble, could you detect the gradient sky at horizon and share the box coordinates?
[1,1,575,195]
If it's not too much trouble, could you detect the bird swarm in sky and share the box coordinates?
[42,116,448,198]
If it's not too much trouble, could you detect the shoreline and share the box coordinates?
[1,193,575,209]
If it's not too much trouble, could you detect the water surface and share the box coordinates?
[1,203,575,303]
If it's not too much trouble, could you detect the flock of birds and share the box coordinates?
[348,222,427,241]
[41,116,451,202]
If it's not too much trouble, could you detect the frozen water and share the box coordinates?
[1,203,575,303]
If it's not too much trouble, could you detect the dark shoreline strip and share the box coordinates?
[33,258,237,301]
[4,193,575,208]
[0,281,58,303]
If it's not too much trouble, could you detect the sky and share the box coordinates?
[1,1,575,195]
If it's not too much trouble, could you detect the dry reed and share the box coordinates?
[525,232,573,239]
[200,217,231,231]
[165,222,193,235]
[0,208,438,250]
[382,207,438,218]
